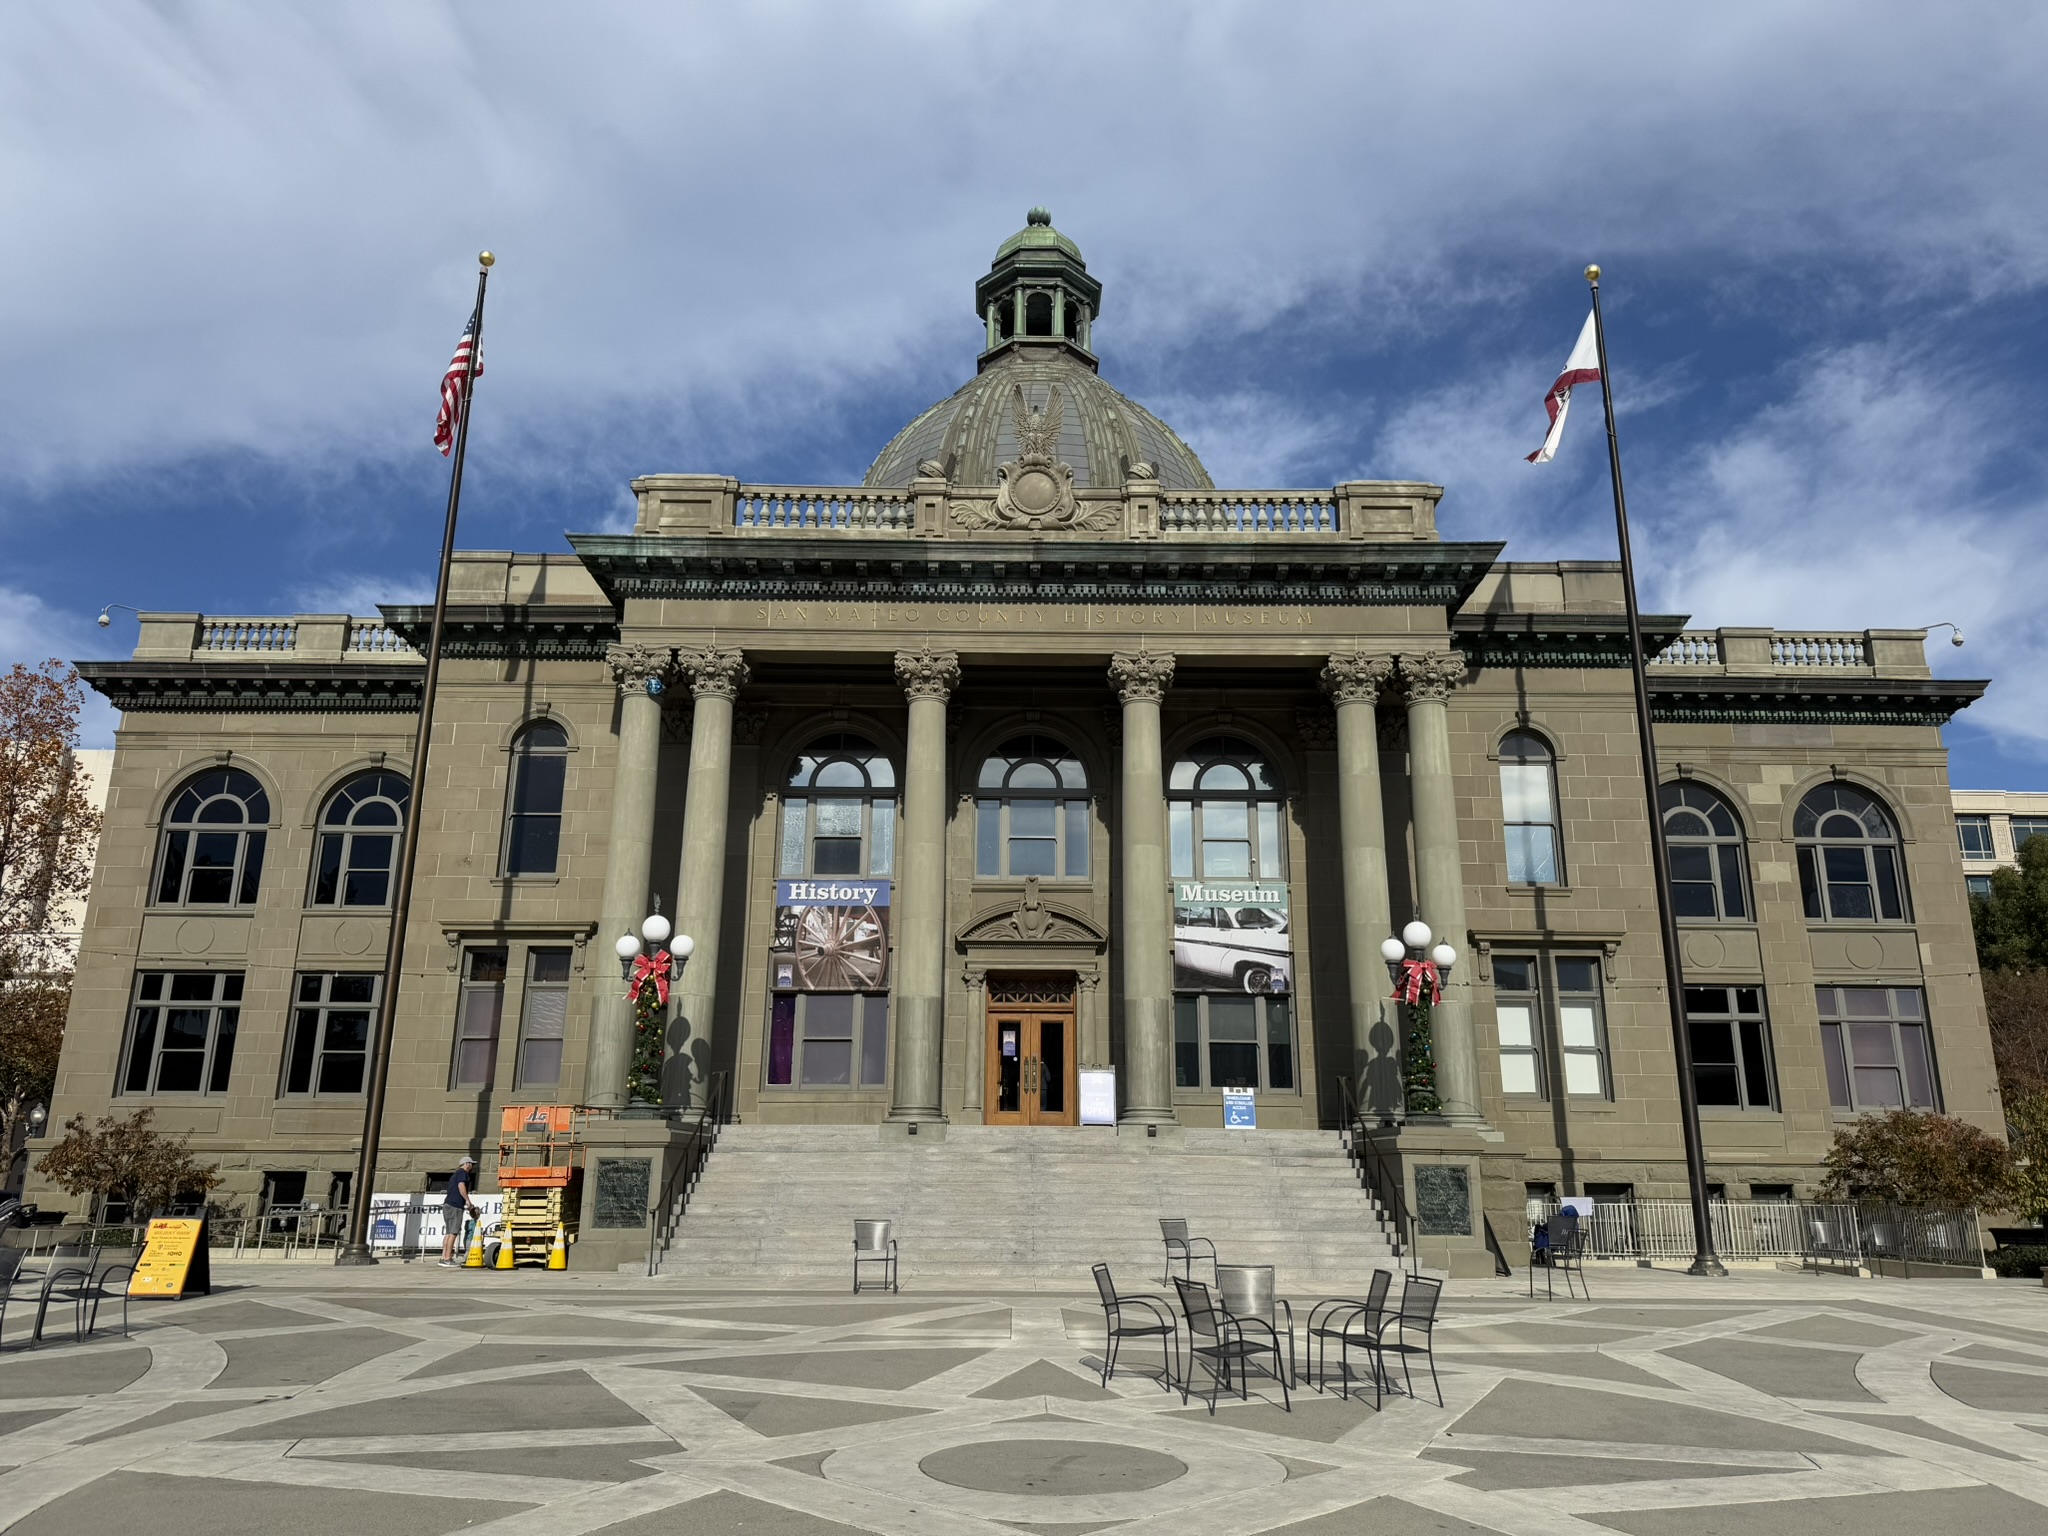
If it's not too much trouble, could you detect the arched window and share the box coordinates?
[1168,736,1284,880]
[1796,784,1909,922]
[976,735,1089,878]
[153,769,269,906]
[310,772,410,907]
[1499,731,1562,885]
[503,722,569,877]
[779,734,896,877]
[1661,782,1749,920]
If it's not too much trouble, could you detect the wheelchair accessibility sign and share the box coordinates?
[1222,1088,1257,1129]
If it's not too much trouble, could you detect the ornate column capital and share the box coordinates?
[894,645,961,702]
[1108,651,1175,705]
[1320,652,1396,706]
[678,644,748,699]
[607,642,672,697]
[1396,649,1468,704]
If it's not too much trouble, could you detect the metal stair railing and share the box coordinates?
[646,1072,730,1277]
[1335,1074,1420,1277]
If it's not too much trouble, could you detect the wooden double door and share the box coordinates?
[983,978,1077,1126]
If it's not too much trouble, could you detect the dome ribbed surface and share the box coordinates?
[863,344,1212,492]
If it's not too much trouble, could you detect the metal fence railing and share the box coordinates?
[1528,1199,1986,1272]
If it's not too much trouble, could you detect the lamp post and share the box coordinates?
[616,910,693,1107]
[1381,921,1455,1121]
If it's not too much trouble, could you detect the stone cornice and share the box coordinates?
[380,603,618,660]
[567,534,1505,611]
[76,661,425,714]
[1647,675,1988,727]
[1452,612,1689,669]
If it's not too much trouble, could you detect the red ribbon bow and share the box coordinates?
[626,949,672,1005]
[1392,958,1442,1007]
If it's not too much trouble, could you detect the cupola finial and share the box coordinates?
[1027,206,1052,226]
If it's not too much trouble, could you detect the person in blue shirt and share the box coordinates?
[437,1156,480,1268]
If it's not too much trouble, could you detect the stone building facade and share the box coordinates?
[32,212,1999,1269]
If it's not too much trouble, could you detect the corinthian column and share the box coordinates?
[888,646,960,1126]
[1398,649,1482,1124]
[588,644,670,1108]
[1321,654,1396,1098]
[1109,651,1176,1126]
[668,644,747,1109]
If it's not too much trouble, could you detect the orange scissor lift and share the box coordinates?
[494,1105,585,1267]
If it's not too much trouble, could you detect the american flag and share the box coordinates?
[433,306,484,456]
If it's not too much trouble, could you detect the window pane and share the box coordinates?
[1670,845,1714,882]
[1501,1054,1539,1094]
[332,973,375,1004]
[976,800,1000,876]
[522,987,568,1040]
[1563,1053,1604,1095]
[1493,957,1533,991]
[815,799,861,837]
[1854,1066,1903,1107]
[1899,1024,1935,1107]
[1559,1003,1600,1050]
[1009,799,1055,838]
[860,995,889,1087]
[314,834,343,905]
[1202,841,1252,878]
[1893,988,1923,1019]
[1694,1063,1742,1106]
[1209,1041,1259,1088]
[1797,847,1823,919]
[780,799,808,875]
[1505,825,1557,884]
[1555,959,1599,993]
[768,994,796,1085]
[813,837,862,874]
[513,751,566,814]
[1266,997,1294,1090]
[1496,1001,1535,1048]
[530,949,572,985]
[1257,802,1284,878]
[1843,988,1890,1018]
[163,1007,212,1050]
[157,832,188,903]
[125,1009,158,1092]
[1873,847,1904,920]
[1208,995,1256,1040]
[1174,995,1200,1087]
[520,1039,564,1086]
[804,993,857,1040]
[802,1039,852,1086]
[1499,763,1554,823]
[1065,801,1089,877]
[1717,844,1748,918]
[287,1010,319,1093]
[1689,1018,1736,1065]
[208,1011,238,1092]
[169,973,216,1001]
[1739,1019,1775,1108]
[1848,1021,1896,1065]
[188,833,239,903]
[1010,761,1057,790]
[1823,847,1874,918]
[156,1047,204,1093]
[869,799,894,875]
[1169,803,1193,878]
[1819,1022,1851,1107]
[454,1039,495,1088]
[1009,838,1057,876]
[507,815,560,876]
[1202,801,1249,839]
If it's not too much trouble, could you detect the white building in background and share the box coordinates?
[1952,789,2048,898]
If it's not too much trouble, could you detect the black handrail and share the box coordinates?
[645,1072,730,1277]
[1336,1074,1420,1278]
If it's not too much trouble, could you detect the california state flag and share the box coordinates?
[1526,311,1600,463]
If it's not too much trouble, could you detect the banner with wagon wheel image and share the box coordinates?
[769,879,892,992]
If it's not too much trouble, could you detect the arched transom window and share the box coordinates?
[311,772,410,907]
[1168,736,1284,880]
[780,734,896,877]
[153,769,269,906]
[1661,782,1749,921]
[1796,783,1909,923]
[976,735,1089,878]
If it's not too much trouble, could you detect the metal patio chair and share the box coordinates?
[1531,1210,1589,1300]
[1091,1263,1178,1390]
[1172,1275,1291,1415]
[1160,1218,1218,1286]
[1306,1267,1393,1401]
[1215,1263,1296,1389]
[82,1259,139,1341]
[852,1219,898,1293]
[1375,1273,1446,1408]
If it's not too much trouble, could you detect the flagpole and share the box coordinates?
[336,252,495,1266]
[1584,264,1726,1278]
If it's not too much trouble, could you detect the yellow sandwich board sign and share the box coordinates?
[128,1218,211,1299]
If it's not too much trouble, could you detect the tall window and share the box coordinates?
[310,773,409,907]
[1817,986,1937,1110]
[1489,954,1610,1099]
[976,735,1089,878]
[1955,815,1995,860]
[284,973,377,1095]
[1661,782,1749,920]
[1173,995,1295,1092]
[451,947,507,1089]
[503,722,569,876]
[1796,784,1909,922]
[779,734,896,877]
[516,948,572,1087]
[153,769,269,906]
[1683,986,1777,1110]
[1169,737,1284,880]
[1499,731,1562,885]
[121,971,241,1095]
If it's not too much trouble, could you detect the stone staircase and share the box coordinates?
[652,1123,1405,1288]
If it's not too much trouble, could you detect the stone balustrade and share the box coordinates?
[733,487,914,531]
[1158,491,1340,535]
[1651,627,1930,678]
[199,618,297,653]
[136,614,421,662]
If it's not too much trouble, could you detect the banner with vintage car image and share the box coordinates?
[1172,879,1293,994]
[770,879,892,992]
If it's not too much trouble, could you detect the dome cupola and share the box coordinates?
[976,206,1102,360]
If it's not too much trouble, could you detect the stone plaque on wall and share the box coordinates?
[1415,1163,1472,1237]
[594,1158,651,1229]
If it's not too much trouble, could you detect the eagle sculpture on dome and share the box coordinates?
[949,383,1118,533]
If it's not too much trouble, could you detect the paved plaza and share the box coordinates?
[2,1264,2047,1535]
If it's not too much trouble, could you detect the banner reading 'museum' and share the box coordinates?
[770,879,892,992]
[1172,879,1292,995]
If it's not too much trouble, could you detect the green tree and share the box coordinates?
[36,1108,222,1220]
[0,978,67,1166]
[1983,967,2048,1105]
[1973,835,2048,975]
[1819,1109,2013,1208]
[2005,1092,2048,1222]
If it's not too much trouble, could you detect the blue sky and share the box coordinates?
[3,4,2044,786]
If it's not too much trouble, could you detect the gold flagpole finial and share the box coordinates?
[479,251,496,269]
[1584,264,1601,284]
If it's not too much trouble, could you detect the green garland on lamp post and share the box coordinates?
[1384,922,1455,1118]
[1403,994,1442,1116]
[627,974,665,1106]
[615,913,690,1109]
